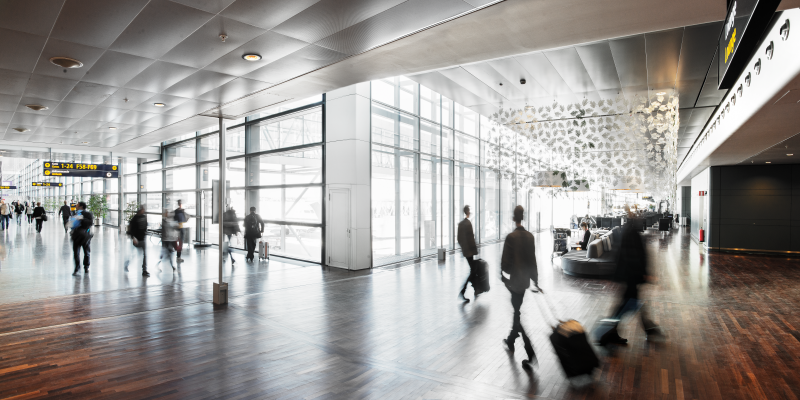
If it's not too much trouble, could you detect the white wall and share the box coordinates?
[690,168,709,243]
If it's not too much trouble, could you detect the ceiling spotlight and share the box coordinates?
[153,103,166,107]
[656,91,666,95]
[766,161,772,163]
[781,20,790,41]
[788,154,794,156]
[755,59,762,75]
[499,82,503,86]
[25,104,48,111]
[49,57,83,69]
[13,127,29,133]
[82,141,89,144]
[109,127,117,130]
[520,78,526,85]
[242,54,262,61]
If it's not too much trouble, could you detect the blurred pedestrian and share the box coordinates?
[69,202,93,275]
[501,205,539,370]
[32,202,46,233]
[0,199,9,230]
[173,200,188,262]
[600,222,663,345]
[125,205,150,276]
[223,207,240,264]
[457,205,478,302]
[25,202,33,223]
[243,207,264,262]
[58,201,71,232]
[158,210,177,270]
[14,201,24,225]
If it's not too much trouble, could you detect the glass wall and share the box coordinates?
[119,96,325,263]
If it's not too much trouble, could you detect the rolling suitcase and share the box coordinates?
[533,291,600,378]
[472,259,490,295]
[258,240,269,260]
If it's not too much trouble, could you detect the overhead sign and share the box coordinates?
[43,162,119,178]
[0,185,16,190]
[718,0,781,89]
[32,182,63,187]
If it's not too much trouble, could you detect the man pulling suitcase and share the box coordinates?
[243,207,264,262]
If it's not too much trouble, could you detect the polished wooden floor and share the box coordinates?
[2,219,800,399]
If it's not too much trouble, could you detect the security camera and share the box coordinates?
[520,78,526,85]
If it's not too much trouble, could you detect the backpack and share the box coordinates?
[245,214,261,237]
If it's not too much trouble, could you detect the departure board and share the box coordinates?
[32,182,63,187]
[43,162,119,178]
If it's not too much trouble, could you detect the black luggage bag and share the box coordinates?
[534,291,600,378]
[472,259,490,295]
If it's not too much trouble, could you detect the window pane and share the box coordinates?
[165,139,196,166]
[142,161,161,172]
[257,187,321,223]
[164,192,196,217]
[247,95,322,120]
[250,147,322,187]
[500,175,514,237]
[481,168,499,241]
[124,174,137,193]
[198,134,218,162]
[372,77,418,114]
[420,155,438,256]
[199,163,218,189]
[455,103,478,136]
[442,128,453,159]
[371,103,418,150]
[142,171,162,192]
[227,159,246,188]
[165,166,196,191]
[164,132,195,145]
[440,159,453,250]
[420,85,440,122]
[371,145,418,265]
[145,193,162,212]
[106,211,119,226]
[263,224,321,262]
[455,133,479,164]
[92,180,103,194]
[249,107,322,152]
[420,120,440,156]
[124,158,138,174]
[107,178,118,194]
[226,126,245,157]
[442,97,453,128]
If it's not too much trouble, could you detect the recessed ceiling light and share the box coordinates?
[13,127,29,133]
[788,154,794,156]
[153,103,166,107]
[109,127,117,130]
[656,91,666,95]
[49,57,83,69]
[242,54,262,61]
[766,161,772,163]
[82,141,89,144]
[25,104,48,111]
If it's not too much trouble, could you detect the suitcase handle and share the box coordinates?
[530,288,566,328]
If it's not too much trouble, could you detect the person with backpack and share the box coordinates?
[173,200,188,262]
[457,205,478,302]
[125,205,150,276]
[69,202,93,275]
[32,202,47,233]
[222,207,240,264]
[0,199,9,230]
[25,202,33,224]
[58,201,72,232]
[14,201,24,226]
[500,205,539,370]
[243,207,265,262]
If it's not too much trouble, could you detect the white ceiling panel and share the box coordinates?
[161,99,219,117]
[112,111,161,126]
[169,0,238,14]
[409,71,487,107]
[134,94,192,114]
[515,53,574,97]
[438,67,507,105]
[272,0,406,44]
[41,116,79,129]
[0,94,21,112]
[109,0,214,60]
[82,51,155,87]
[487,58,550,100]
[575,42,621,91]
[196,78,272,104]
[160,16,266,69]
[0,69,31,96]
[97,88,157,110]
[35,127,66,137]
[608,35,648,88]
[243,45,348,84]
[544,47,598,94]
[644,28,684,87]
[82,107,129,123]
[0,0,65,36]
[460,63,523,102]
[218,92,291,116]
[220,0,321,30]
[0,28,48,73]
[124,61,199,94]
[203,31,309,77]
[314,0,473,55]
[0,111,14,124]
[162,70,237,99]
[15,97,60,116]
[10,113,47,127]
[50,0,150,49]
[140,113,186,128]
[69,119,105,132]
[63,82,118,106]
[22,75,79,102]
[31,39,106,81]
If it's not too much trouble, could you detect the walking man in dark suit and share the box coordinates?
[58,201,71,232]
[243,207,264,262]
[501,205,539,370]
[457,205,478,302]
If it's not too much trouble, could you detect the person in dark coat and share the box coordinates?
[243,207,264,262]
[577,222,591,250]
[125,206,150,276]
[69,202,93,275]
[457,205,478,302]
[58,201,72,232]
[501,205,539,370]
[14,201,24,226]
[604,222,663,344]
[32,202,46,233]
[223,207,241,264]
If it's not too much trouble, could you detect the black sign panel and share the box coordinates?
[32,182,63,187]
[718,0,781,89]
[43,161,119,178]
[0,185,16,190]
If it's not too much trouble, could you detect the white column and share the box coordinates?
[325,83,372,270]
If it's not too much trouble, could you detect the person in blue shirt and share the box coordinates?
[69,202,93,275]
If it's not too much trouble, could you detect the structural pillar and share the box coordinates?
[213,116,228,305]
[325,83,371,270]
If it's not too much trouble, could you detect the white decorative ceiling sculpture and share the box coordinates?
[485,92,679,204]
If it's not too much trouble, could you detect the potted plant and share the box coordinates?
[87,194,109,226]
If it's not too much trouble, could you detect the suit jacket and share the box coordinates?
[501,226,538,293]
[579,229,591,249]
[614,223,648,285]
[457,218,477,257]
